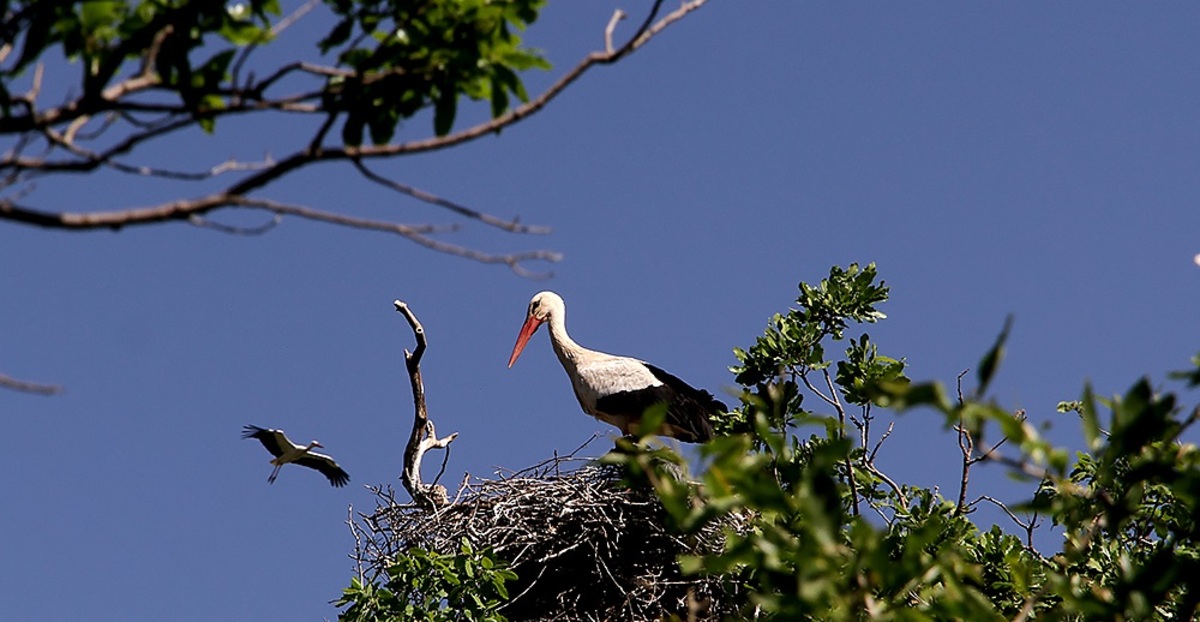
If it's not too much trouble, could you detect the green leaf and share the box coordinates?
[433,87,458,136]
[489,75,509,118]
[1168,352,1200,388]
[638,402,668,440]
[342,115,365,147]
[320,18,354,53]
[976,315,1013,397]
[1079,384,1101,452]
[366,107,399,145]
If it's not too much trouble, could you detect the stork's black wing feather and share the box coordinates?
[644,363,725,443]
[242,424,287,457]
[643,364,728,412]
[294,455,351,487]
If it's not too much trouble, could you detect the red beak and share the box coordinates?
[507,315,543,368]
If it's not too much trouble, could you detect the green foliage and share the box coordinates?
[721,262,900,438]
[320,0,548,143]
[631,264,1200,620]
[733,262,888,387]
[1,0,548,139]
[2,1,279,122]
[337,538,516,622]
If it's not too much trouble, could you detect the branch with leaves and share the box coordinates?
[0,0,708,275]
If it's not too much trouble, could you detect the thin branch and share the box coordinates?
[605,10,627,54]
[237,196,560,277]
[822,368,860,517]
[868,460,908,513]
[615,0,668,60]
[854,404,870,449]
[36,124,275,179]
[0,372,63,395]
[954,412,974,515]
[974,434,1012,465]
[188,213,281,235]
[869,420,893,463]
[965,409,1023,467]
[227,196,454,234]
[0,194,229,228]
[971,494,1041,550]
[28,63,44,107]
[351,159,550,234]
[271,0,319,37]
[981,451,1053,483]
[798,370,839,410]
[953,369,981,516]
[8,115,199,175]
[432,439,453,488]
[232,0,320,94]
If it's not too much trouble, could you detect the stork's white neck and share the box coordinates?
[546,306,588,368]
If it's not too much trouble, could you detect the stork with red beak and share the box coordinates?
[507,291,723,443]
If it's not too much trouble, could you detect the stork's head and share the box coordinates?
[508,291,564,367]
[308,440,324,449]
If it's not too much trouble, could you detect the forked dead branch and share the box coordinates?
[394,299,458,510]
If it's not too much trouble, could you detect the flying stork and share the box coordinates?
[242,425,350,487]
[507,291,724,443]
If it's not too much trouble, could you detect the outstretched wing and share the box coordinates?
[242,425,291,458]
[295,453,351,488]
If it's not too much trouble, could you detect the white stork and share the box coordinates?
[242,425,350,487]
[507,291,724,443]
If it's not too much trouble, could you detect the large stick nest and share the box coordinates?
[349,445,751,621]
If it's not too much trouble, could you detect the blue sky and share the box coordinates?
[3,2,1200,619]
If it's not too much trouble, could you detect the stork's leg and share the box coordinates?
[268,462,282,484]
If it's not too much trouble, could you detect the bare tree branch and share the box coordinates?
[971,495,1041,550]
[351,158,550,234]
[0,372,63,395]
[605,10,627,54]
[188,213,281,236]
[954,369,973,515]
